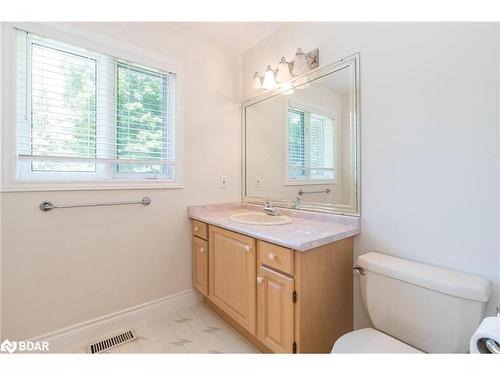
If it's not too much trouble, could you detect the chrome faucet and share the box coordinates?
[293,197,302,209]
[263,201,281,216]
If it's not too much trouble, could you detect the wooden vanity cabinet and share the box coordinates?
[191,220,353,353]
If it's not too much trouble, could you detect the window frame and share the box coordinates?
[1,22,184,192]
[284,98,338,186]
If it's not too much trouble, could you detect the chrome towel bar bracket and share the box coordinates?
[39,196,151,212]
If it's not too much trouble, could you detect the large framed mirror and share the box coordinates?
[242,53,360,215]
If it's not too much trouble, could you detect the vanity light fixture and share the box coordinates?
[291,48,309,76]
[276,57,292,83]
[252,72,262,90]
[252,47,319,91]
[262,65,277,90]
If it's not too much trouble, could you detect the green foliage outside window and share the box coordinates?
[116,64,168,175]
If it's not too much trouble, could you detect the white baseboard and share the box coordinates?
[29,289,201,353]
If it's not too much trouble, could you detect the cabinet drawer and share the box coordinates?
[258,241,294,276]
[192,220,208,240]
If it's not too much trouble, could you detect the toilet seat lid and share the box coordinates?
[331,328,423,354]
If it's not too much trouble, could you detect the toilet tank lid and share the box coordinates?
[357,252,491,302]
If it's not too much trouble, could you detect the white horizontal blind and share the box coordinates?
[309,113,334,179]
[288,107,306,179]
[287,106,335,181]
[116,63,176,177]
[16,30,177,181]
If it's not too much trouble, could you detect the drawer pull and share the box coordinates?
[194,226,199,231]
[267,253,276,260]
[256,276,264,284]
[200,247,205,253]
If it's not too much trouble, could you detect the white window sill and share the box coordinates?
[285,180,337,186]
[1,180,184,192]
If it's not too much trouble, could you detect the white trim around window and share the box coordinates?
[1,22,184,192]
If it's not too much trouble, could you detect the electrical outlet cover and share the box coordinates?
[220,176,229,188]
[255,176,263,187]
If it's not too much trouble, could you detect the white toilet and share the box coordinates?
[332,252,492,353]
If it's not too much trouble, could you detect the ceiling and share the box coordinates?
[175,22,283,52]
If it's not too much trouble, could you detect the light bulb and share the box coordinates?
[262,65,277,90]
[276,57,291,83]
[252,72,262,90]
[292,48,309,76]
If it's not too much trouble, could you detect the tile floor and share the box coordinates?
[69,301,259,354]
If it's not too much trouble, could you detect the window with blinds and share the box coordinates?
[16,30,177,182]
[287,105,335,182]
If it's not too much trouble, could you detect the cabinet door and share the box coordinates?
[257,266,295,353]
[209,226,256,334]
[192,237,208,296]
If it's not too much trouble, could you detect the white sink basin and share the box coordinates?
[229,212,292,226]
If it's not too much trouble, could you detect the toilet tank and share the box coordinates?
[357,252,491,353]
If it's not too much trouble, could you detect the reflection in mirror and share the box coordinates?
[244,55,359,214]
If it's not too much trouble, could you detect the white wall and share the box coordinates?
[0,22,242,340]
[243,23,500,327]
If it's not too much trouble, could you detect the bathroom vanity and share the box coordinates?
[189,203,360,353]
[189,53,361,353]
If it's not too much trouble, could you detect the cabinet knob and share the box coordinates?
[194,226,199,231]
[200,247,205,253]
[267,253,276,260]
[244,245,251,252]
[256,276,264,284]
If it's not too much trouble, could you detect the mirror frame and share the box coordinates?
[241,53,360,216]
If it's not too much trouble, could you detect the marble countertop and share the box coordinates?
[187,203,360,251]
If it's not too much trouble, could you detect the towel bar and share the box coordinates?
[39,197,151,212]
[298,188,331,196]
